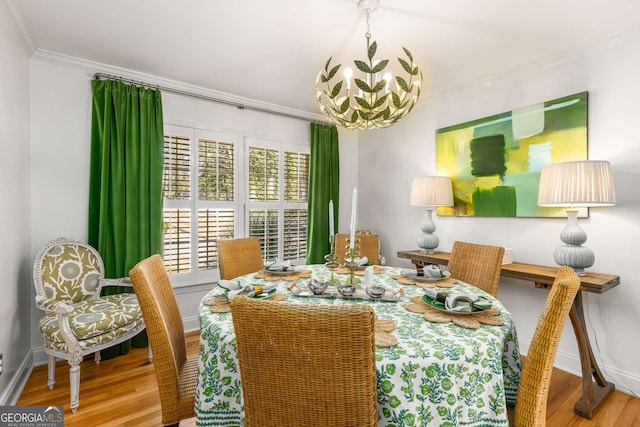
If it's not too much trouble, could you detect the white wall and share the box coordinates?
[0,4,34,404]
[358,29,640,396]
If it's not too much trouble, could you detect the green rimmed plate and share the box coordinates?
[422,295,487,315]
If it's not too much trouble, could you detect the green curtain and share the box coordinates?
[88,79,164,358]
[306,123,340,264]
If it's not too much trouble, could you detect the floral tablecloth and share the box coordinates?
[195,265,521,427]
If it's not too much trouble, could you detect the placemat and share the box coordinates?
[205,292,288,313]
[392,274,456,288]
[254,269,312,281]
[335,265,384,275]
[374,318,398,347]
[375,332,398,348]
[405,295,503,329]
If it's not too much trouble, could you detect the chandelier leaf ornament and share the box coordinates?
[315,0,423,130]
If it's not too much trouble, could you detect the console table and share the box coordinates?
[397,250,618,419]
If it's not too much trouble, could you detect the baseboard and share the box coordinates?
[519,339,640,398]
[31,344,51,367]
[554,348,640,397]
[183,315,201,334]
[0,349,34,406]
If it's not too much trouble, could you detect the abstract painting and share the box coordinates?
[435,91,588,217]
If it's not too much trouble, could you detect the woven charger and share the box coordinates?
[254,269,312,281]
[335,265,384,276]
[207,292,288,313]
[374,318,397,348]
[405,295,503,329]
[392,274,456,289]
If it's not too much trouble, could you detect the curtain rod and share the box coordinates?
[93,72,332,126]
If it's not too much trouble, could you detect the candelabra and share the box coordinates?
[342,237,361,284]
[324,234,341,285]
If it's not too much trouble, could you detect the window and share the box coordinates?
[246,139,309,262]
[162,126,309,285]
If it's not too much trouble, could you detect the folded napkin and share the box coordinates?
[354,256,369,266]
[264,258,291,271]
[364,265,375,287]
[217,280,276,299]
[422,264,451,278]
[423,288,492,313]
[400,264,451,278]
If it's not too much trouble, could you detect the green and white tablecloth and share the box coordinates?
[195,265,521,427]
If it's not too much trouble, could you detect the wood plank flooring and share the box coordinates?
[17,331,640,426]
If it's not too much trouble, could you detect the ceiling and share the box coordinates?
[12,0,640,115]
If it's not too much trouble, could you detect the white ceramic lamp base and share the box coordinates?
[416,208,439,254]
[553,209,594,276]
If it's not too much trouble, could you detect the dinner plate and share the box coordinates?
[402,272,446,282]
[263,268,296,276]
[254,288,277,299]
[422,295,487,315]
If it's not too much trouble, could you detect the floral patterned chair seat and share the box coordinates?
[33,238,149,413]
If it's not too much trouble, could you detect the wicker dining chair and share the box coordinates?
[447,241,505,296]
[230,296,378,427]
[508,266,581,426]
[335,231,383,265]
[218,237,264,280]
[128,254,198,427]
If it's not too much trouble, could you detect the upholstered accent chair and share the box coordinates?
[33,237,148,412]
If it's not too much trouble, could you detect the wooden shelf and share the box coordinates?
[396,249,619,419]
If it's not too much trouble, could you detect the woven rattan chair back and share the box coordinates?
[512,266,581,426]
[335,232,381,265]
[129,254,198,427]
[447,241,505,297]
[230,296,378,427]
[218,237,264,280]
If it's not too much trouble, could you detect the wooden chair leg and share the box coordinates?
[68,362,80,413]
[94,351,101,364]
[47,354,55,390]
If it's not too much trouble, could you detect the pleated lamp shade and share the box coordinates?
[410,176,454,207]
[537,160,616,207]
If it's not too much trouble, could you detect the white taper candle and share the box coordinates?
[328,200,334,241]
[349,188,357,250]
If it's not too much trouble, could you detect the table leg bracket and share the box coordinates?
[574,380,615,419]
[569,291,615,419]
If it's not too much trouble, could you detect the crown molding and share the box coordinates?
[31,48,326,123]
[0,0,36,53]
[422,25,640,107]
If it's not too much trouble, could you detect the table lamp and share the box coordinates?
[537,160,616,275]
[410,176,454,253]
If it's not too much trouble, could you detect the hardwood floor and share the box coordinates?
[17,331,640,426]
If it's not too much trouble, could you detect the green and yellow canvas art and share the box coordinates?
[435,91,588,217]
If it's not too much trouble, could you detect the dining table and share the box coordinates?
[194,264,522,427]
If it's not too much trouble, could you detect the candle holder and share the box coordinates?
[324,234,341,285]
[343,245,361,285]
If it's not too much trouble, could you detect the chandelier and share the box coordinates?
[315,0,423,130]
